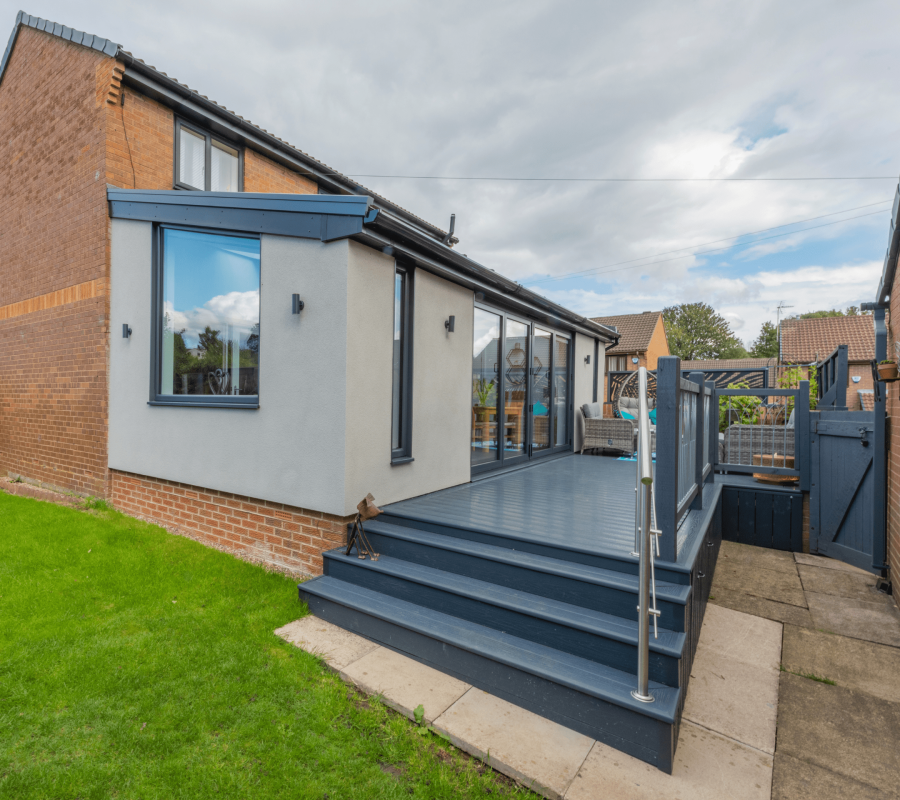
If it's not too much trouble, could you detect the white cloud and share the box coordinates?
[165,291,259,347]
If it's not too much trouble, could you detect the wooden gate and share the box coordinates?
[809,410,877,572]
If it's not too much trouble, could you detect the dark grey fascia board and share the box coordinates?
[365,211,619,343]
[356,229,617,342]
[108,187,377,242]
[876,181,900,304]
[119,62,450,243]
[1,12,119,89]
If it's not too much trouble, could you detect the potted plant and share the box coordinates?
[878,359,899,381]
[472,377,496,421]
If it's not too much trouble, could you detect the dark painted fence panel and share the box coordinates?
[721,487,803,551]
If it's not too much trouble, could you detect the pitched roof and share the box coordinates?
[0,12,446,240]
[592,312,661,354]
[780,315,875,363]
[680,358,774,371]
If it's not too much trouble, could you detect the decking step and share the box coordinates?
[299,576,680,771]
[325,549,686,685]
[376,510,693,585]
[363,519,691,631]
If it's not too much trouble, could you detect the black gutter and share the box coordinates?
[876,181,900,304]
[365,209,619,342]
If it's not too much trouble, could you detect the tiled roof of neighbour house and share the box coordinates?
[780,315,875,363]
[859,390,875,412]
[592,312,662,355]
[0,12,448,241]
[680,358,775,371]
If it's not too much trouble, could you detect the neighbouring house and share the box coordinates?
[590,311,668,414]
[780,315,875,410]
[0,13,618,577]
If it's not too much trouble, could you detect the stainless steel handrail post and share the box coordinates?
[632,367,655,704]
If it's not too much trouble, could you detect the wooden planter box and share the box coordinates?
[752,453,798,485]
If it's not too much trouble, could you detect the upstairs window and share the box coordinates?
[175,120,242,192]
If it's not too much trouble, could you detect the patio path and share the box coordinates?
[708,542,900,800]
[277,581,781,798]
[276,542,900,798]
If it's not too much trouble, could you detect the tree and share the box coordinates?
[662,303,748,360]
[749,321,779,358]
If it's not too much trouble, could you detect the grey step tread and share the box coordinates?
[364,519,691,605]
[300,576,680,723]
[325,549,685,658]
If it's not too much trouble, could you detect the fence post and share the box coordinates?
[655,356,681,561]
[709,385,719,477]
[835,344,848,410]
[797,380,810,492]
[690,371,706,508]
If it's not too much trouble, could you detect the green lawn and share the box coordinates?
[0,492,530,799]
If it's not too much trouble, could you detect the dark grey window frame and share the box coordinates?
[391,263,415,464]
[149,223,260,409]
[471,300,574,477]
[173,117,244,192]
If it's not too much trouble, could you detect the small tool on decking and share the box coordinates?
[346,493,382,560]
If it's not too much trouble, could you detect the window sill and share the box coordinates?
[390,456,415,466]
[148,400,259,409]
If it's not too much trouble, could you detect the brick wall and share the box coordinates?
[0,28,110,496]
[107,85,175,190]
[244,148,318,194]
[848,362,873,409]
[109,470,353,576]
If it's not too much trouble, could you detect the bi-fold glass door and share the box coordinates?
[471,303,572,475]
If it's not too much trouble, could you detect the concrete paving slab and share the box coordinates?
[709,587,814,628]
[683,645,779,754]
[697,603,783,671]
[776,672,900,790]
[772,753,889,800]
[565,721,772,800]
[782,624,900,703]
[794,552,872,575]
[719,540,799,575]
[433,688,594,800]
[340,646,470,724]
[797,564,893,604]
[274,616,379,670]
[806,591,900,647]
[712,560,807,607]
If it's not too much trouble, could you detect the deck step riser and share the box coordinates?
[324,556,683,686]
[301,587,676,773]
[374,513,691,586]
[365,530,689,633]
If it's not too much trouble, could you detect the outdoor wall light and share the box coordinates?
[292,294,305,314]
[122,323,132,339]
[585,354,591,365]
[852,375,862,383]
[445,315,455,333]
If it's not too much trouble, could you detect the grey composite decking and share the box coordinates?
[385,454,642,557]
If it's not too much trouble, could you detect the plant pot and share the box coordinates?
[877,362,899,381]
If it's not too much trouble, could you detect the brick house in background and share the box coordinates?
[590,311,668,413]
[780,315,875,410]
[0,14,614,575]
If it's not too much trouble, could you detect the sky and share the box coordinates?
[6,1,900,347]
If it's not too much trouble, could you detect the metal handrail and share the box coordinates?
[631,367,659,704]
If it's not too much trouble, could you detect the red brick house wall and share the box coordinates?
[885,301,900,582]
[0,28,111,496]
[1,28,341,572]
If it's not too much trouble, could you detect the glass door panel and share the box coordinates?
[472,309,501,465]
[531,328,552,455]
[554,335,570,446]
[503,319,529,461]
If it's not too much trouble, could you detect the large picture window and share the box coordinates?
[153,227,260,407]
[175,120,242,192]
